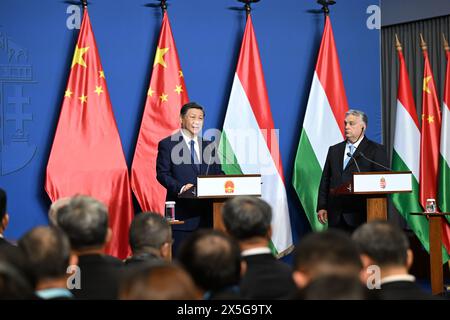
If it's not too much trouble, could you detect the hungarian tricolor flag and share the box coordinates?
[439,37,450,225]
[45,9,134,259]
[419,37,450,254]
[131,12,188,214]
[292,16,348,231]
[218,14,293,257]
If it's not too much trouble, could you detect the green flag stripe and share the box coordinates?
[219,131,243,175]
[439,155,450,224]
[392,151,449,263]
[292,130,327,232]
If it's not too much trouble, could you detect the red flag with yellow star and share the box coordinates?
[419,40,450,253]
[45,9,133,259]
[131,12,189,213]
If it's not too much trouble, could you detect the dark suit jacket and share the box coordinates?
[380,281,435,300]
[240,253,297,300]
[0,237,14,248]
[317,137,388,227]
[70,254,123,300]
[156,131,224,231]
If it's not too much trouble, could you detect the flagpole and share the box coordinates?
[317,0,336,17]
[237,0,260,19]
[159,0,167,14]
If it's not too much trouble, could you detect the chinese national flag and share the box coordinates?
[419,42,450,253]
[45,9,133,259]
[131,12,188,213]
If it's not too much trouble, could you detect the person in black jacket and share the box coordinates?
[317,109,388,232]
[222,196,297,299]
[0,188,13,248]
[352,221,435,300]
[156,102,223,253]
[19,226,77,300]
[57,195,123,300]
[124,212,172,266]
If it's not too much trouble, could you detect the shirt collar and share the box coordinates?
[180,129,198,145]
[241,247,272,257]
[381,274,416,285]
[346,136,364,150]
[36,288,73,299]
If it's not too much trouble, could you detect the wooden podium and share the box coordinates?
[179,174,262,231]
[332,171,413,221]
[411,212,450,295]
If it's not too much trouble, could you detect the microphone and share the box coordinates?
[358,152,391,171]
[346,152,361,172]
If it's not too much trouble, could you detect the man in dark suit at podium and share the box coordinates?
[156,102,223,252]
[317,110,388,232]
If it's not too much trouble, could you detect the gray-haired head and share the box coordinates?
[221,196,272,241]
[56,195,109,251]
[345,109,368,127]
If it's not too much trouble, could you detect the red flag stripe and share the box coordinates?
[235,15,285,182]
[315,16,349,138]
[397,49,420,129]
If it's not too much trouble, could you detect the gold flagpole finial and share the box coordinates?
[420,33,427,51]
[395,34,402,51]
[443,33,450,52]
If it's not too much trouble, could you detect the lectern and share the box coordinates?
[332,171,413,221]
[179,174,262,231]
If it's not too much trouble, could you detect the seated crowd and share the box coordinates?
[0,187,442,300]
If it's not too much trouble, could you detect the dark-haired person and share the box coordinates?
[222,196,296,299]
[292,229,364,290]
[57,195,123,299]
[352,221,434,300]
[177,230,242,300]
[157,102,224,253]
[0,188,13,248]
[125,212,172,265]
[19,226,77,300]
[317,109,388,232]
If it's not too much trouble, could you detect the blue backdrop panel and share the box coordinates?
[0,0,381,244]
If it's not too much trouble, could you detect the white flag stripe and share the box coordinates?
[303,73,343,170]
[441,102,450,162]
[223,75,292,253]
[394,100,420,180]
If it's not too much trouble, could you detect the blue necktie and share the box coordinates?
[190,140,200,173]
[343,144,354,170]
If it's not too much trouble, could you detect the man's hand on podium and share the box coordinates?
[179,183,194,195]
[317,209,328,224]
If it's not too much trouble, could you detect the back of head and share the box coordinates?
[177,230,241,292]
[48,197,71,227]
[0,188,6,221]
[302,275,369,300]
[294,230,362,278]
[0,245,35,299]
[120,263,200,300]
[18,226,71,281]
[352,221,409,268]
[222,196,272,240]
[56,195,108,251]
[129,212,171,255]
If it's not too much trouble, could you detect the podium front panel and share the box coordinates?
[197,175,261,198]
[353,172,412,193]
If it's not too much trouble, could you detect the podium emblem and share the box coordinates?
[379,177,386,189]
[224,180,235,194]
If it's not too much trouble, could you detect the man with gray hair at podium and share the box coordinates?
[317,109,388,233]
